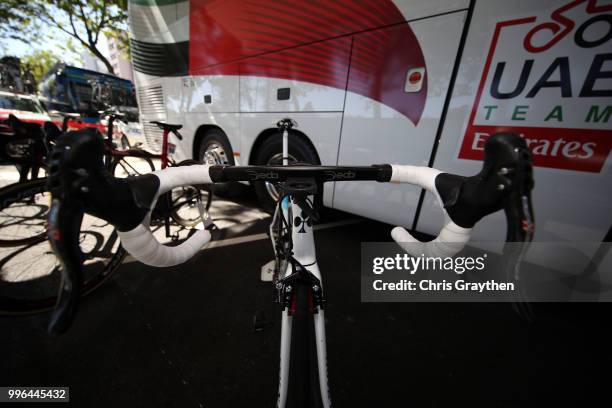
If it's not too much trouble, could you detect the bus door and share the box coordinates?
[333,10,468,229]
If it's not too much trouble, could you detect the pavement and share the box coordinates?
[0,161,270,283]
[1,165,610,407]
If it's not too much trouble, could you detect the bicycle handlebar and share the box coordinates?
[116,165,212,266]
[46,129,533,333]
[392,132,534,256]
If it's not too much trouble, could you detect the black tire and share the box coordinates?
[110,155,155,178]
[170,159,213,228]
[197,128,242,197]
[0,178,49,247]
[253,133,319,213]
[0,154,126,314]
[0,217,126,315]
[286,283,324,408]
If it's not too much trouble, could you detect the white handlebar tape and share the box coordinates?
[153,164,213,190]
[391,222,471,258]
[389,165,472,258]
[118,164,213,267]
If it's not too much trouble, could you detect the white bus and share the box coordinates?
[127,0,612,249]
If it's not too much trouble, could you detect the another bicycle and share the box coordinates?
[0,115,212,314]
[0,113,125,313]
[45,123,534,407]
[101,109,212,230]
[0,114,68,247]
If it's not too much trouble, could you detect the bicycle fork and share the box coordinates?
[276,270,332,408]
[276,197,332,408]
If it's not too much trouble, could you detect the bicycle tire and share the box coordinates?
[110,154,155,178]
[0,178,49,247]
[170,159,212,228]
[286,283,324,408]
[0,219,127,315]
[0,145,138,314]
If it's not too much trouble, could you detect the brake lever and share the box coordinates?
[46,133,93,334]
[445,133,535,320]
[503,144,535,322]
[47,198,84,335]
[451,134,536,321]
[45,129,131,334]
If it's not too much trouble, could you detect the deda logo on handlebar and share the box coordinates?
[325,170,356,180]
[247,169,279,180]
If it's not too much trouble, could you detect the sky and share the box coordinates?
[1,34,110,67]
[1,6,112,68]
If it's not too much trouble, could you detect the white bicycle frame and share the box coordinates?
[274,123,332,408]
[50,113,528,407]
[111,122,487,405]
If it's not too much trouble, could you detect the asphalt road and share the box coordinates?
[1,166,609,407]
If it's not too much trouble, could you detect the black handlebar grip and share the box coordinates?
[46,129,156,334]
[46,131,98,334]
[375,164,393,182]
[435,133,534,231]
[48,130,151,232]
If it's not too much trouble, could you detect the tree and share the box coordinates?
[21,50,60,83]
[1,0,128,75]
[0,1,36,40]
[105,28,131,61]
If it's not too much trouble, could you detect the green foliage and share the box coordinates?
[0,1,128,74]
[21,50,60,83]
[0,1,37,41]
[105,28,131,61]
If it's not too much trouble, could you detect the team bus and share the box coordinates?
[38,64,144,146]
[127,0,611,255]
[38,64,138,122]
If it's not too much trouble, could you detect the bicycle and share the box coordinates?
[0,114,212,314]
[0,113,69,247]
[45,124,534,407]
[101,109,213,231]
[0,112,100,248]
[0,113,50,183]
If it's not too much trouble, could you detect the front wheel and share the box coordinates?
[111,155,155,178]
[285,283,324,408]
[253,133,319,213]
[0,178,49,247]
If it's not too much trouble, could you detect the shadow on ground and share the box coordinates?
[1,191,610,406]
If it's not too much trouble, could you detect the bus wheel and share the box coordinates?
[198,128,241,197]
[253,132,319,213]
